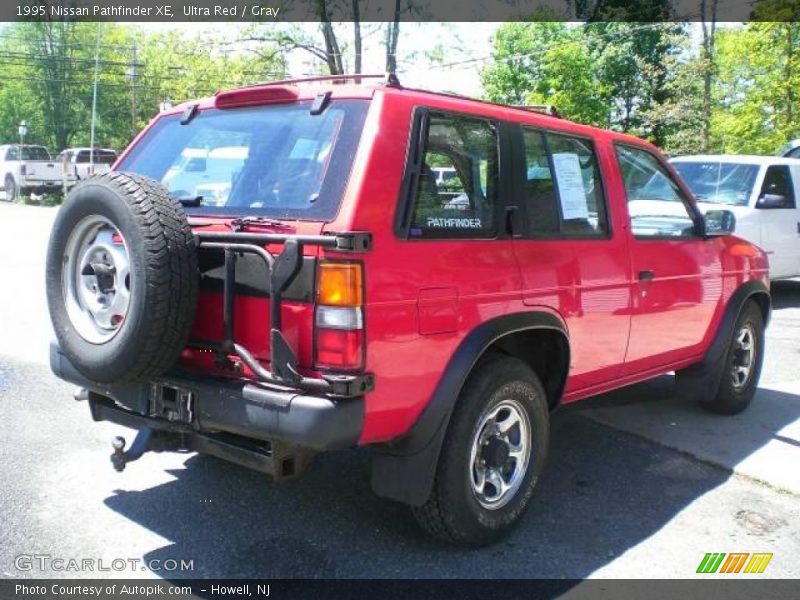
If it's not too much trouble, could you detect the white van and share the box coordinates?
[670,155,800,279]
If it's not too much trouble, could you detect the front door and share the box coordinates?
[613,144,724,375]
[754,164,800,279]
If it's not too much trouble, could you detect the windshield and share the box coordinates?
[117,100,368,221]
[672,161,759,206]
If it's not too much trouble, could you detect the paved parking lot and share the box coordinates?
[0,201,798,579]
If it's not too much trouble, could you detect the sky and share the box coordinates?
[140,22,501,96]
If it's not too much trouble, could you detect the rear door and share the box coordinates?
[613,144,723,374]
[754,164,800,278]
[509,125,631,392]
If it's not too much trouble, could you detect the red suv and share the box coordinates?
[46,75,770,546]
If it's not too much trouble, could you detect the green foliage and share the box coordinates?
[481,22,571,106]
[711,22,800,154]
[0,22,282,155]
[481,22,688,148]
[482,20,800,156]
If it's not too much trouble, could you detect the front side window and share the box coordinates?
[616,145,698,238]
[408,112,498,239]
[758,165,796,208]
[117,100,368,221]
[672,161,759,207]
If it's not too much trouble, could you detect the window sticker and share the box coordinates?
[552,152,589,219]
[426,216,483,228]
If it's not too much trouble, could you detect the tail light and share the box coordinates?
[314,261,364,370]
[20,164,26,176]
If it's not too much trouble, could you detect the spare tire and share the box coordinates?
[46,172,198,384]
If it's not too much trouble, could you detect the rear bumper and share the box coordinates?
[49,341,363,451]
[21,181,61,192]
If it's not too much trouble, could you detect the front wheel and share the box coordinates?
[412,354,549,546]
[698,300,765,415]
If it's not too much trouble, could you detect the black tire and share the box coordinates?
[5,174,17,202]
[412,353,549,546]
[46,172,198,384]
[697,300,765,415]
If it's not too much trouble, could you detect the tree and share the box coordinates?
[523,37,609,126]
[712,22,800,154]
[0,22,282,153]
[699,0,719,151]
[244,0,414,77]
[480,22,571,105]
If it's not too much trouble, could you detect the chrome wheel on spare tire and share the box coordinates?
[46,172,198,384]
[63,216,131,343]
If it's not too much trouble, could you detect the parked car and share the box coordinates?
[670,155,800,279]
[778,139,800,159]
[0,144,62,200]
[46,76,770,546]
[57,147,118,182]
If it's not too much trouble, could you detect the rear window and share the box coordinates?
[13,146,51,161]
[76,150,117,164]
[117,100,368,221]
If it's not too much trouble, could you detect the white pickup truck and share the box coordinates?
[0,144,65,201]
[56,147,118,182]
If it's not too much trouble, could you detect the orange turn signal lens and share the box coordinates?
[317,262,363,307]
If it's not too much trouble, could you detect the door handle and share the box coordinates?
[638,270,655,282]
[505,205,521,238]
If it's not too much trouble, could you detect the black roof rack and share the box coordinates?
[217,73,400,95]
[515,104,561,118]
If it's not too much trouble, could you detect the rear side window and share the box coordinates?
[520,128,608,237]
[407,112,498,239]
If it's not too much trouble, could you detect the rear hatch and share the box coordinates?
[115,91,369,378]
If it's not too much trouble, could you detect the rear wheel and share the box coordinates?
[412,354,549,546]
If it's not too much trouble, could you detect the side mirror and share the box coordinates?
[757,193,789,209]
[703,209,736,237]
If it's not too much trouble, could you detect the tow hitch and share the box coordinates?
[109,428,313,479]
[110,428,177,472]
